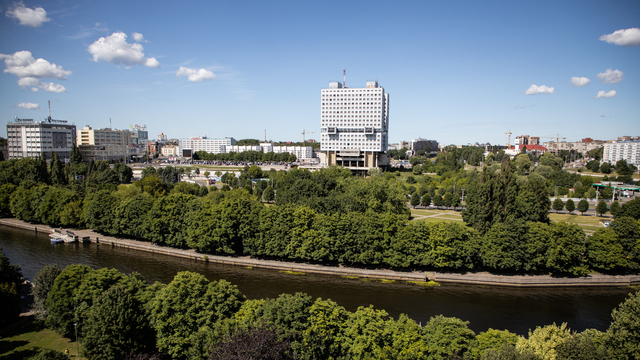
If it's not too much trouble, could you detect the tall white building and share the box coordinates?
[320,80,389,169]
[179,137,236,155]
[603,140,640,167]
[7,117,76,161]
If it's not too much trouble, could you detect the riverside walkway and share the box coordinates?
[2,218,639,287]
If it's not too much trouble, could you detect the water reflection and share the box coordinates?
[0,225,632,335]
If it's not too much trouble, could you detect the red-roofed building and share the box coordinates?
[523,144,547,156]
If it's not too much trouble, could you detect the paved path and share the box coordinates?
[2,218,639,287]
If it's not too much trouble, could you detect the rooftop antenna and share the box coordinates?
[343,68,346,88]
[110,118,112,129]
[47,100,51,122]
[264,130,267,142]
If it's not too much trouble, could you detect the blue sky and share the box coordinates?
[1,0,639,146]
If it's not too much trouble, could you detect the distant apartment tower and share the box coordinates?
[7,116,76,161]
[320,80,389,169]
[514,135,540,151]
[603,140,640,167]
[179,137,236,155]
[77,126,131,162]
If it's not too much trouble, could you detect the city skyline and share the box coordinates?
[1,0,639,145]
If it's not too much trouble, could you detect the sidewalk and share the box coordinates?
[2,218,639,287]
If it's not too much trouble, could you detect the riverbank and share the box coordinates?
[2,218,639,287]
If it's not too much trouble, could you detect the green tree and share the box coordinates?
[615,159,632,176]
[604,291,640,360]
[420,193,431,206]
[150,271,245,360]
[50,152,67,185]
[0,247,23,326]
[552,198,564,213]
[620,198,640,219]
[0,184,17,217]
[46,264,93,337]
[263,185,275,202]
[596,200,608,216]
[208,326,294,360]
[600,162,611,174]
[545,222,587,275]
[577,199,589,215]
[565,199,575,214]
[410,192,420,207]
[586,160,600,172]
[70,143,83,165]
[516,323,573,360]
[422,315,476,360]
[82,284,156,360]
[586,228,627,271]
[30,264,62,320]
[556,329,607,360]
[472,328,520,359]
[340,305,394,360]
[610,200,622,218]
[301,298,349,360]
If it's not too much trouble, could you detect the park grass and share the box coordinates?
[0,317,79,360]
[549,213,609,227]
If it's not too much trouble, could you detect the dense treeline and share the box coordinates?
[193,150,297,163]
[25,263,640,360]
[2,157,640,274]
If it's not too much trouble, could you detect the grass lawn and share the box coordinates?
[549,213,609,228]
[0,317,79,359]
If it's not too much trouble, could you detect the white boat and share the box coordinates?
[49,233,64,244]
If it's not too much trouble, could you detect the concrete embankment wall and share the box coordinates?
[2,218,639,287]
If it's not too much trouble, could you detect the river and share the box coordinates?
[0,225,634,336]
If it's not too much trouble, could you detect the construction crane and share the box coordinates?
[505,129,512,148]
[540,134,566,155]
[301,129,316,147]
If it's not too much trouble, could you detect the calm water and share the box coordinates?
[0,225,634,335]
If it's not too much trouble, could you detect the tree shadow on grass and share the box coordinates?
[0,347,38,360]
[0,340,29,355]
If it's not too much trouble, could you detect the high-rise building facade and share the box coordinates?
[320,80,389,169]
[6,117,76,161]
[603,140,640,167]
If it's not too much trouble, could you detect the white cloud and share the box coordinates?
[87,32,161,68]
[16,102,41,109]
[132,32,146,42]
[597,68,624,84]
[599,28,640,47]
[5,2,50,27]
[525,84,554,95]
[570,77,590,87]
[0,51,71,79]
[176,66,217,82]
[0,51,70,92]
[595,90,617,99]
[17,76,66,92]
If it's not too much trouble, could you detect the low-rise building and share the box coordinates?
[77,126,131,162]
[179,137,236,155]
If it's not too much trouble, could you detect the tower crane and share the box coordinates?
[540,134,566,155]
[301,129,317,147]
[505,129,512,148]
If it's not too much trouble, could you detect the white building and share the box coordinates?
[320,80,390,169]
[6,117,76,161]
[224,145,262,153]
[179,137,236,155]
[273,146,313,160]
[161,145,179,157]
[603,140,640,167]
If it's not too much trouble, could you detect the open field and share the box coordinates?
[0,317,79,360]
[410,209,609,234]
